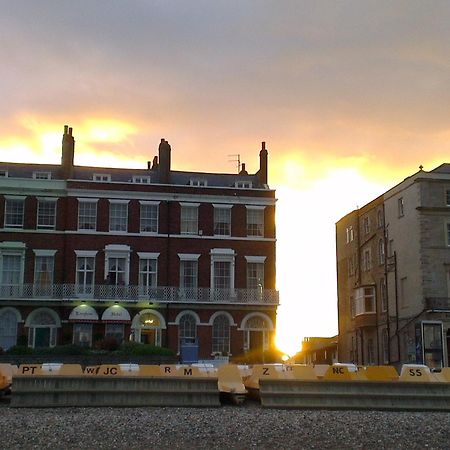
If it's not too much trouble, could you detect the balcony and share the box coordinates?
[0,284,279,305]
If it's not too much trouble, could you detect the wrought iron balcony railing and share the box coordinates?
[0,283,279,305]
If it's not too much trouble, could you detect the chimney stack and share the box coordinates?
[258,141,268,185]
[61,125,75,179]
[239,163,248,175]
[158,138,171,184]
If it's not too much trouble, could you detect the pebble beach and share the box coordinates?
[1,401,450,450]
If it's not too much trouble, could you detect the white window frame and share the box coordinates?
[93,173,111,182]
[33,171,52,180]
[104,244,131,286]
[4,196,25,229]
[246,206,265,237]
[180,203,199,235]
[33,250,57,296]
[179,313,197,348]
[213,204,232,237]
[378,238,385,265]
[37,198,57,230]
[0,242,26,296]
[354,286,376,316]
[78,198,98,231]
[235,181,252,189]
[178,254,200,295]
[190,178,207,187]
[75,250,97,297]
[109,200,129,232]
[210,248,235,291]
[346,226,354,243]
[212,314,231,354]
[73,323,93,347]
[446,189,450,207]
[137,252,159,295]
[132,175,151,184]
[139,201,159,233]
[105,323,124,344]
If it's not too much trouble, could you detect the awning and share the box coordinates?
[102,305,131,323]
[69,305,99,322]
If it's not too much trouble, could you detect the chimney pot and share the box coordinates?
[69,127,73,136]
[64,125,68,134]
[262,141,266,150]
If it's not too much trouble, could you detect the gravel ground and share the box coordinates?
[1,400,450,450]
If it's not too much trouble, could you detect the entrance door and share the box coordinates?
[0,310,18,350]
[249,330,264,352]
[35,328,51,348]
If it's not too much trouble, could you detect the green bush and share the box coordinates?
[35,344,88,356]
[7,345,35,355]
[118,341,174,356]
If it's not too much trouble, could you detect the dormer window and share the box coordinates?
[93,174,111,182]
[235,181,252,189]
[190,179,207,187]
[0,170,8,178]
[132,176,151,184]
[33,171,51,180]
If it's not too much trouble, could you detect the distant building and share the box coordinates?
[0,126,279,361]
[297,336,338,365]
[336,164,450,369]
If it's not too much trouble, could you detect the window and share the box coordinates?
[367,338,374,365]
[75,252,96,296]
[362,248,372,272]
[0,170,8,177]
[105,323,124,344]
[190,179,207,187]
[246,207,264,237]
[180,204,199,235]
[140,202,158,233]
[246,262,264,290]
[235,181,252,189]
[4,197,24,228]
[109,201,128,232]
[132,175,150,184]
[212,314,230,354]
[180,260,198,289]
[104,245,130,287]
[37,199,57,229]
[93,174,111,182]
[213,205,232,236]
[377,210,384,228]
[347,254,356,277]
[346,226,354,243]
[398,197,404,217]
[354,287,375,315]
[138,253,159,295]
[447,223,450,246]
[350,294,355,318]
[378,239,385,265]
[446,189,450,206]
[363,216,370,234]
[210,249,235,293]
[179,314,197,348]
[1,255,22,296]
[78,200,97,230]
[73,323,92,347]
[33,171,51,180]
[34,253,55,296]
[214,262,231,289]
[380,279,387,312]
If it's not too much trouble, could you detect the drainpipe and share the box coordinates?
[394,251,401,362]
[383,205,391,364]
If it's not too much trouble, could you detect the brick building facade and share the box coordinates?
[0,126,278,361]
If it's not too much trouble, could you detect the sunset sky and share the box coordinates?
[1,1,450,355]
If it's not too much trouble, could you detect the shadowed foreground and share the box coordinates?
[1,403,449,449]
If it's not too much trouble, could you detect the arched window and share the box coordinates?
[212,314,230,354]
[243,315,271,352]
[378,239,385,265]
[26,309,60,348]
[179,314,197,347]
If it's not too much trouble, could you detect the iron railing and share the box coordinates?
[0,284,279,305]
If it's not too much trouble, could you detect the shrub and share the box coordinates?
[95,337,120,351]
[7,345,35,355]
[118,341,175,356]
[17,335,27,346]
